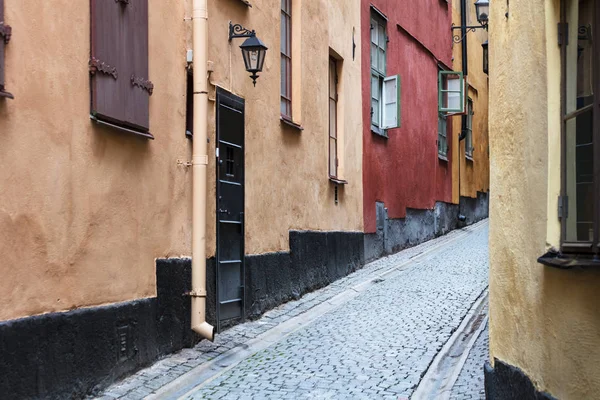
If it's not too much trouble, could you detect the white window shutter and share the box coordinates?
[382,75,400,129]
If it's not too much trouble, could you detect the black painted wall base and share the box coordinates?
[0,258,198,399]
[459,191,489,226]
[364,191,489,262]
[244,230,364,320]
[0,230,365,398]
[484,359,557,400]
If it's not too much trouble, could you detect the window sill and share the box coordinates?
[438,154,448,162]
[91,115,154,140]
[280,117,304,131]
[0,90,14,100]
[538,250,600,269]
[237,0,252,6]
[329,177,348,185]
[371,125,388,139]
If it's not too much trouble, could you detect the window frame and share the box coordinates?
[370,10,387,136]
[280,0,292,120]
[438,113,448,159]
[465,99,474,159]
[438,71,465,114]
[329,57,338,179]
[0,0,13,99]
[558,0,600,255]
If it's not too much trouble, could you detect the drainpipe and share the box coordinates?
[190,0,215,341]
[457,0,468,223]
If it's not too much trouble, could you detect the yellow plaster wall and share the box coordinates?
[0,0,193,321]
[205,0,363,256]
[451,0,490,204]
[489,0,600,398]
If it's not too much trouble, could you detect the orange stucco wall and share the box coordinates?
[0,0,193,321]
[451,0,490,203]
[0,0,364,322]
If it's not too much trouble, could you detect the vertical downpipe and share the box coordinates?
[191,0,215,341]
[458,0,469,222]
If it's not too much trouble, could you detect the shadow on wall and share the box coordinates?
[365,191,489,262]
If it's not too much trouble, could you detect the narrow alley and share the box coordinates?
[98,221,489,400]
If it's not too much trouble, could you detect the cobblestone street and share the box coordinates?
[97,220,490,400]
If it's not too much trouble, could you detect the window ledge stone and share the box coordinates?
[0,90,14,99]
[438,154,449,162]
[280,117,304,131]
[371,126,388,139]
[329,177,348,185]
[538,250,600,269]
[466,154,474,162]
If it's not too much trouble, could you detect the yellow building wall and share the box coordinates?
[205,0,363,257]
[451,0,490,204]
[489,0,600,398]
[0,0,193,322]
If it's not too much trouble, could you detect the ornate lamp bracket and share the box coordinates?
[451,23,487,44]
[229,22,256,41]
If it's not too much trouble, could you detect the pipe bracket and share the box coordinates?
[187,289,207,297]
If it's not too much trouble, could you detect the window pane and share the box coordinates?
[329,99,337,139]
[371,20,378,45]
[564,0,595,242]
[281,57,288,96]
[329,61,336,97]
[371,43,378,69]
[378,24,386,50]
[371,75,380,100]
[329,137,337,177]
[379,49,386,73]
[372,99,379,125]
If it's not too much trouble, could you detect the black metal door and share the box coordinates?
[216,88,245,332]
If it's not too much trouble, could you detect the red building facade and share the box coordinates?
[362,0,456,259]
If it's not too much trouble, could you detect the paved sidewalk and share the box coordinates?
[95,220,489,400]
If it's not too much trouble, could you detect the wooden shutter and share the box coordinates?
[90,0,152,135]
[382,75,400,129]
[0,0,13,99]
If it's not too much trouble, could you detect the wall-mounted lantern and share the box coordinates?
[452,0,489,44]
[474,0,490,25]
[482,40,489,75]
[229,22,268,86]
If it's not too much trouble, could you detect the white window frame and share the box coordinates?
[370,11,387,135]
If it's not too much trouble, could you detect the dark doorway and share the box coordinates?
[215,88,245,332]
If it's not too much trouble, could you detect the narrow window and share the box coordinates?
[370,10,387,134]
[329,57,338,178]
[90,0,153,137]
[560,0,597,250]
[280,0,292,119]
[438,114,448,159]
[465,99,474,158]
[0,0,13,99]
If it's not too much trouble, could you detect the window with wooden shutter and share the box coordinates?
[0,0,14,99]
[90,0,153,138]
[382,75,400,129]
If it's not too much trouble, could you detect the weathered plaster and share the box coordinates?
[451,0,490,204]
[362,0,454,234]
[489,0,600,398]
[206,0,364,256]
[0,0,192,321]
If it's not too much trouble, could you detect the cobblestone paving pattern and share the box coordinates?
[94,221,488,400]
[186,224,489,399]
[450,324,489,400]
